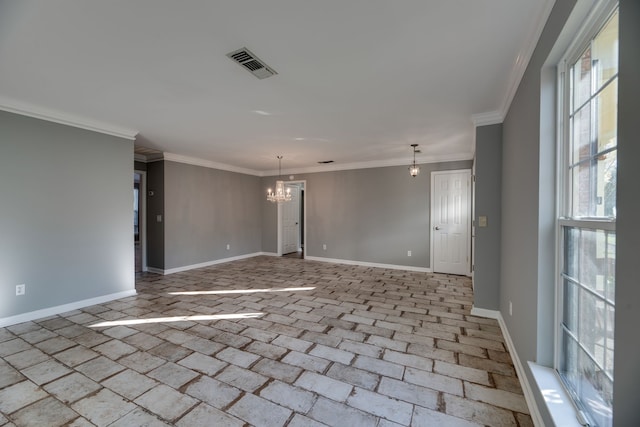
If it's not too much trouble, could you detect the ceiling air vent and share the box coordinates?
[226,47,277,80]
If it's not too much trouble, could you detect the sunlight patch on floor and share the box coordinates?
[168,286,316,296]
[89,312,264,328]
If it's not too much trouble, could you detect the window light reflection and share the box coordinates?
[168,286,316,296]
[89,312,264,328]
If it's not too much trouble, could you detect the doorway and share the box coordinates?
[278,180,306,258]
[134,170,147,273]
[430,169,471,275]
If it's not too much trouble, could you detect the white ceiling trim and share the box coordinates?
[0,97,138,141]
[472,0,557,126]
[162,152,263,176]
[264,152,475,177]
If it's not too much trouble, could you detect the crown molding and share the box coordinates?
[264,152,475,177]
[471,0,556,128]
[0,97,138,140]
[471,110,504,126]
[162,152,262,176]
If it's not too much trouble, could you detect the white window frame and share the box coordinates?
[555,1,618,425]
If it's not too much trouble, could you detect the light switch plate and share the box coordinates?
[478,216,488,227]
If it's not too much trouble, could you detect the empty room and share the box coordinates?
[0,1,638,426]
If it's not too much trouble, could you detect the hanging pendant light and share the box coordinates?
[409,144,420,177]
[267,156,292,203]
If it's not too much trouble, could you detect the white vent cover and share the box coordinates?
[226,47,277,80]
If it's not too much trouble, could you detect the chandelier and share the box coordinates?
[409,144,420,177]
[267,156,292,203]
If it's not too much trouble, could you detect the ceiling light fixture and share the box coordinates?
[409,144,420,177]
[267,156,292,203]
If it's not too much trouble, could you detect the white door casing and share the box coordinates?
[282,184,300,254]
[277,180,306,257]
[431,170,471,275]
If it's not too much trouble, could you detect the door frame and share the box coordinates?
[429,169,472,276]
[277,180,307,257]
[134,169,148,272]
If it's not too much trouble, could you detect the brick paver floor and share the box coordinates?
[0,256,532,426]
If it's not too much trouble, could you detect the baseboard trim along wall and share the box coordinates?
[149,252,276,275]
[470,306,544,427]
[305,256,432,273]
[0,290,137,328]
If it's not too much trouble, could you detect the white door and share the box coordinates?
[282,185,300,254]
[432,170,471,275]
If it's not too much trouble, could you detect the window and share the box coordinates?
[558,4,618,427]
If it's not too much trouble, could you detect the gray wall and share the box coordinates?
[262,160,472,269]
[612,0,640,424]
[146,161,164,270]
[163,161,262,270]
[0,110,134,320]
[500,0,640,425]
[473,124,502,310]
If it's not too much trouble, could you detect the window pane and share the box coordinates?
[563,280,578,333]
[561,329,580,392]
[572,102,592,164]
[604,303,615,378]
[578,288,601,356]
[577,348,613,427]
[592,12,619,91]
[578,229,610,299]
[572,47,592,112]
[571,160,594,217]
[596,79,617,154]
[597,149,617,218]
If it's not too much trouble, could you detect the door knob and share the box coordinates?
[434,226,441,230]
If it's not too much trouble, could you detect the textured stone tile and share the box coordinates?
[22,359,72,385]
[0,360,25,388]
[178,352,227,376]
[338,340,382,358]
[216,347,261,368]
[436,339,487,358]
[464,382,529,413]
[308,397,378,427]
[0,338,32,357]
[244,340,288,359]
[347,387,413,425]
[10,396,78,426]
[383,350,433,372]
[72,388,136,426]
[326,363,380,391]
[0,381,47,414]
[119,351,166,373]
[108,407,171,427]
[377,377,439,410]
[147,362,199,388]
[122,331,164,350]
[353,355,404,379]
[492,372,524,394]
[228,393,292,427]
[34,336,76,354]
[52,346,99,367]
[3,348,49,370]
[251,358,303,383]
[92,339,137,360]
[148,342,193,362]
[184,376,242,409]
[433,360,491,385]
[458,354,515,376]
[67,416,94,427]
[281,351,331,373]
[72,331,111,348]
[412,405,482,427]
[444,394,517,427]
[176,402,244,427]
[75,356,125,382]
[294,371,353,402]
[20,328,58,344]
[271,335,313,352]
[288,414,329,427]
[43,372,101,404]
[260,380,316,413]
[134,384,197,422]
[216,365,268,392]
[404,367,463,395]
[102,369,158,400]
[181,336,225,355]
[240,326,279,343]
[366,335,408,352]
[309,343,354,364]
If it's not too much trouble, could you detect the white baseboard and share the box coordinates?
[305,256,432,273]
[149,252,276,275]
[470,306,544,427]
[0,290,137,328]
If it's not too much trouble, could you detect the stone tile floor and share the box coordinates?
[0,256,532,426]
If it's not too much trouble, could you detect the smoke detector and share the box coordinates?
[226,47,277,80]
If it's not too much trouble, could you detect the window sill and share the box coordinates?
[528,362,583,427]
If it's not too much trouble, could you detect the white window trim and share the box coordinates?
[553,1,618,425]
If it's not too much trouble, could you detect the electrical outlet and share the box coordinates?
[226,244,230,250]
[407,250,412,257]
[509,301,513,316]
[323,244,327,250]
[16,284,26,296]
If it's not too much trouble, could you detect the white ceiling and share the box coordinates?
[0,0,553,174]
